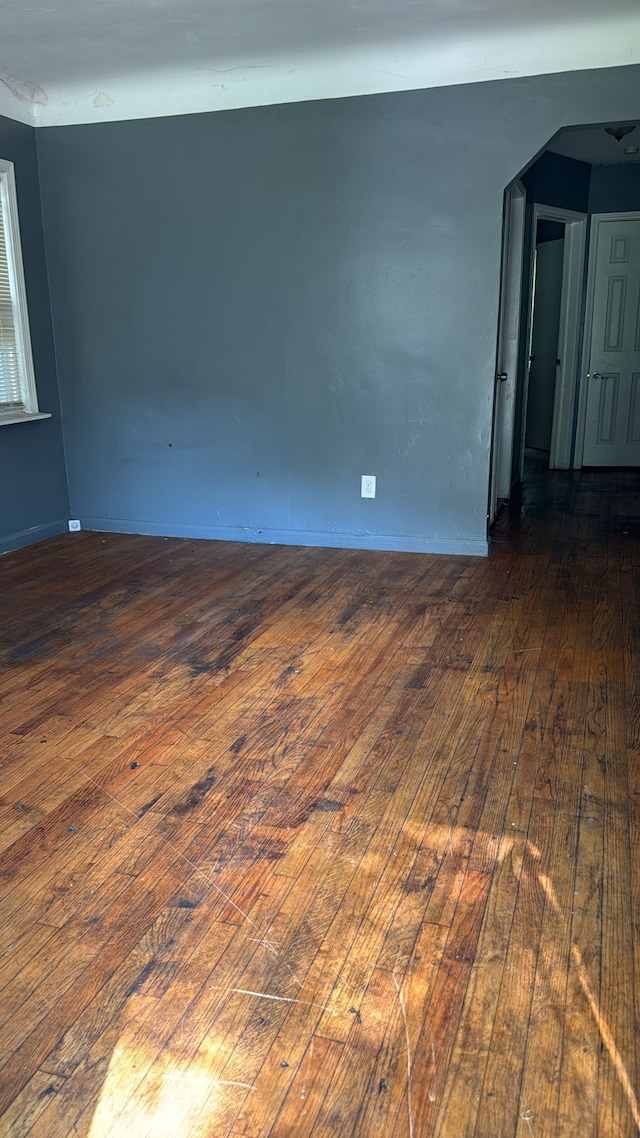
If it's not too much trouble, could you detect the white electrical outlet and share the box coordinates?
[361,475,376,499]
[68,519,81,532]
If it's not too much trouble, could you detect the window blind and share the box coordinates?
[0,187,23,409]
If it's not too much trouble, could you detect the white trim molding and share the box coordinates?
[490,180,526,522]
[520,204,587,473]
[0,411,51,427]
[0,158,47,420]
[541,205,588,471]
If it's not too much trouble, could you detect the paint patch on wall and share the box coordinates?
[93,91,115,108]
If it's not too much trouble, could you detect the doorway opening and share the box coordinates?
[489,193,586,522]
[489,117,640,528]
[518,203,587,478]
[526,219,565,456]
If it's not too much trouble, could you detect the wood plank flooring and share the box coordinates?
[0,460,639,1136]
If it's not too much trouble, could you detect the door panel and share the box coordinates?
[595,373,618,444]
[583,217,640,466]
[629,373,640,443]
[603,276,626,351]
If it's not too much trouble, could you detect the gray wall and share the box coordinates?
[589,163,640,213]
[36,65,640,556]
[0,116,69,553]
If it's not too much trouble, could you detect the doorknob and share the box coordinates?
[589,372,604,380]
[496,372,508,382]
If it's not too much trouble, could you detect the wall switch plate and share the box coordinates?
[68,519,81,532]
[361,475,376,498]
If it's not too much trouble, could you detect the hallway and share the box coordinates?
[0,463,638,1136]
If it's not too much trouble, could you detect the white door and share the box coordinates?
[490,182,526,522]
[583,215,640,466]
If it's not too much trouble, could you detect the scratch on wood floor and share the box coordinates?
[222,988,337,1015]
[50,760,279,951]
[247,936,280,952]
[428,1040,436,1102]
[537,865,640,1133]
[45,749,339,1009]
[393,973,414,1138]
[520,1106,535,1137]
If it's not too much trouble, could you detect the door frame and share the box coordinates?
[574,210,640,468]
[489,180,526,523]
[522,204,587,472]
[489,196,588,527]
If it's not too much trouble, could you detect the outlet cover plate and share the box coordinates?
[361,475,376,498]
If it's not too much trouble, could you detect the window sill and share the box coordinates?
[0,411,52,427]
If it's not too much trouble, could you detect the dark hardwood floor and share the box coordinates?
[0,462,639,1137]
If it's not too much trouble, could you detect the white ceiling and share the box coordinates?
[0,0,639,127]
[549,123,640,165]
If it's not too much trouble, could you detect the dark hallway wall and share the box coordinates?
[35,65,640,555]
[521,151,592,212]
[589,162,640,212]
[0,116,69,553]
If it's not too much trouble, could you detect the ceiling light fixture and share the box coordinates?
[605,124,636,143]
